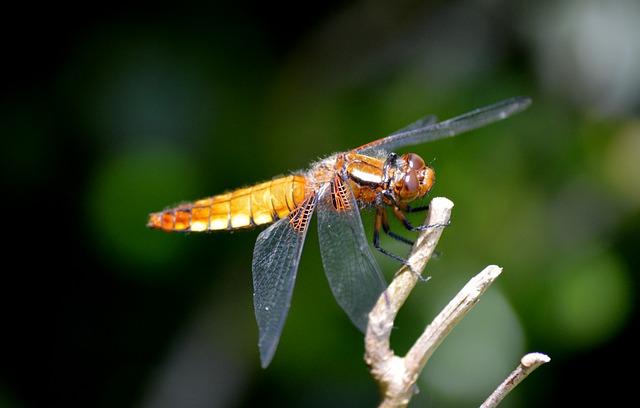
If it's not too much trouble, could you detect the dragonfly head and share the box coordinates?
[391,153,435,204]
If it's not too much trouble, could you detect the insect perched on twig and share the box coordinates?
[148,96,531,367]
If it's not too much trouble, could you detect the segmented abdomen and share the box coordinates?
[148,175,307,232]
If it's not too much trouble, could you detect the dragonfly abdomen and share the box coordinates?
[148,175,307,232]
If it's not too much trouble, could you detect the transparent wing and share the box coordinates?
[317,180,386,332]
[391,114,437,135]
[252,196,316,368]
[355,96,531,154]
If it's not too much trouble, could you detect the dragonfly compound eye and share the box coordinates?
[404,171,419,193]
[406,153,426,170]
[393,153,435,203]
[393,169,420,202]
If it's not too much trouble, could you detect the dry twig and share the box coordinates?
[480,352,551,408]
[365,197,548,407]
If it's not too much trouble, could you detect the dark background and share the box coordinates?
[2,1,638,407]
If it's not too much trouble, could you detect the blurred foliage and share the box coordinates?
[88,150,201,273]
[1,1,638,408]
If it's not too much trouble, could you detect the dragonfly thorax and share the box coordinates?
[388,153,435,204]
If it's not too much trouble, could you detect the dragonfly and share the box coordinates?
[148,96,531,367]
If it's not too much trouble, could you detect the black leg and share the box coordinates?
[392,206,450,231]
[384,228,415,246]
[373,208,410,265]
[373,228,410,265]
[382,191,400,208]
[372,205,433,282]
[380,207,414,246]
[406,203,430,213]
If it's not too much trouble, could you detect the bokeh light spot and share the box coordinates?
[549,250,632,348]
[421,287,524,406]
[604,122,640,206]
[87,150,202,274]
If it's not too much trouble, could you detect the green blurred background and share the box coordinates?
[2,0,638,407]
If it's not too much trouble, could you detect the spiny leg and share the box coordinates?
[380,206,414,246]
[392,205,448,270]
[373,207,409,265]
[392,206,450,231]
[402,204,445,260]
[373,207,429,281]
[405,203,430,213]
[374,194,414,246]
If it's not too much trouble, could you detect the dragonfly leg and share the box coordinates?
[379,207,414,246]
[373,210,409,265]
[373,209,428,281]
[392,206,451,231]
[405,203,430,213]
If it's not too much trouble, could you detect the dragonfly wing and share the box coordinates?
[391,114,438,135]
[252,195,317,368]
[355,96,531,154]
[317,178,387,332]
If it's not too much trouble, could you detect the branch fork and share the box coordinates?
[365,197,549,407]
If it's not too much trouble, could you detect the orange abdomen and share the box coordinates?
[148,175,307,232]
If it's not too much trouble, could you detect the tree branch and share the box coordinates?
[365,197,454,375]
[404,265,502,378]
[480,353,551,408]
[364,197,548,407]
